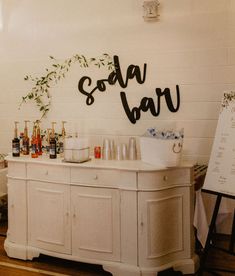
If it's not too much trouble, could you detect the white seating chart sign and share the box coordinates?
[204,91,235,196]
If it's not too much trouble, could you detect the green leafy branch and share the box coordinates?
[221,91,235,111]
[19,53,114,119]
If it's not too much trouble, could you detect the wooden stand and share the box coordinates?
[198,189,235,275]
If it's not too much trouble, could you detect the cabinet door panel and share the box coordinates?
[71,186,120,261]
[138,187,191,267]
[7,179,27,244]
[28,181,71,254]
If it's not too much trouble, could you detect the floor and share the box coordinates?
[0,221,111,276]
[0,235,111,276]
[197,234,235,276]
[0,220,234,276]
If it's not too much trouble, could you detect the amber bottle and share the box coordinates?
[36,120,42,155]
[60,121,67,157]
[22,120,30,155]
[31,123,38,158]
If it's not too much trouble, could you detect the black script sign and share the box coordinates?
[78,55,147,105]
[77,55,180,124]
[120,86,180,124]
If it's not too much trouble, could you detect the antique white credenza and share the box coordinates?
[4,156,199,276]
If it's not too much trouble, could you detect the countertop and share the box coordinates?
[6,154,193,172]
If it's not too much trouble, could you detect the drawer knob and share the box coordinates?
[93,175,98,180]
[163,175,168,181]
[45,171,49,175]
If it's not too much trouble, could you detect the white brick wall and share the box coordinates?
[0,0,234,164]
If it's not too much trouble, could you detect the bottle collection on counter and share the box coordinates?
[11,120,138,162]
[11,120,67,159]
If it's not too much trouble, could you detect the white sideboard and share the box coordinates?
[4,156,199,276]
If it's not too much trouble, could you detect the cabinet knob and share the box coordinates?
[93,175,98,180]
[45,171,49,175]
[163,175,168,181]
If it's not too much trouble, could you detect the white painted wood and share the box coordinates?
[138,169,192,190]
[138,187,193,268]
[71,167,137,190]
[71,167,120,186]
[4,240,28,260]
[71,186,120,261]
[120,190,138,265]
[27,163,70,183]
[5,157,198,275]
[28,181,71,254]
[7,178,27,245]
[7,162,26,179]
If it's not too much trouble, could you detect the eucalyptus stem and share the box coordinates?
[19,53,114,120]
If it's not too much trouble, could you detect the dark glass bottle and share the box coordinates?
[36,120,42,155]
[49,122,57,159]
[12,121,20,157]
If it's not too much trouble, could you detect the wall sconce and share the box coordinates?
[143,0,160,22]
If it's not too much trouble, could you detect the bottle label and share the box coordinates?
[31,144,37,154]
[59,142,64,154]
[12,142,20,154]
[50,148,56,155]
[50,143,56,156]
[23,141,29,153]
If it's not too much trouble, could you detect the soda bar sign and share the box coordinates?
[78,55,180,124]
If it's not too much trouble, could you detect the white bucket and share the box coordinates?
[140,136,183,167]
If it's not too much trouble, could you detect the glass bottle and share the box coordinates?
[12,121,20,157]
[22,120,30,155]
[31,122,38,158]
[49,122,57,159]
[36,120,42,155]
[60,121,67,157]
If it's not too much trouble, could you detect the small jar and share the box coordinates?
[94,146,101,159]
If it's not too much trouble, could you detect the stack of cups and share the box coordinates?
[129,137,137,160]
[116,143,128,160]
[102,137,137,161]
[110,139,116,159]
[102,138,116,160]
[102,138,111,160]
[116,144,123,160]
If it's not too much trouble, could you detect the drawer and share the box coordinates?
[71,167,136,189]
[138,168,192,190]
[8,161,26,179]
[27,163,70,183]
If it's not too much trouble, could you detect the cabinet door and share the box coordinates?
[28,181,71,254]
[71,186,120,261]
[138,187,192,267]
[7,179,27,244]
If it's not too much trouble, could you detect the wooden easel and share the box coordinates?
[198,189,235,275]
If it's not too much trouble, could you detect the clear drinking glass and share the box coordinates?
[129,137,137,160]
